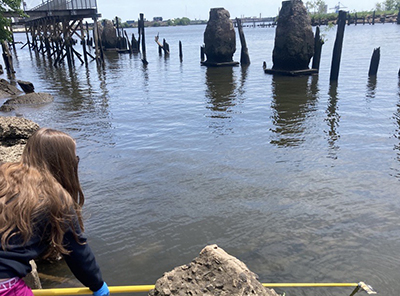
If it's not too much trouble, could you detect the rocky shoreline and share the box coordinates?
[0,77,52,162]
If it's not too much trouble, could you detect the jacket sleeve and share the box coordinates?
[62,219,104,292]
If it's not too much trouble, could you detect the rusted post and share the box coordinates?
[312,26,323,70]
[330,10,347,81]
[368,47,380,77]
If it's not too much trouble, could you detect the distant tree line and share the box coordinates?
[375,0,400,11]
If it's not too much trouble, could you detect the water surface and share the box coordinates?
[4,23,400,295]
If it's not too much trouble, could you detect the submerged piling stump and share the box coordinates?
[368,47,380,77]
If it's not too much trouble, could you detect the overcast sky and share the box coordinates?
[25,0,380,21]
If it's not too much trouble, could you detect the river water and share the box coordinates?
[4,23,400,295]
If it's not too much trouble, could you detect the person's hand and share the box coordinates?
[93,282,109,296]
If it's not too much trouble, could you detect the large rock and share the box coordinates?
[204,8,236,63]
[272,0,314,70]
[0,116,39,162]
[24,261,42,289]
[149,245,279,296]
[0,78,22,99]
[17,80,35,94]
[0,92,54,112]
[101,19,118,49]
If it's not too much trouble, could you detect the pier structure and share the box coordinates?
[233,17,277,28]
[10,0,102,66]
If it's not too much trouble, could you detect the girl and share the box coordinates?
[0,128,109,296]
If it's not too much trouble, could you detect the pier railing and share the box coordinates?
[29,0,97,11]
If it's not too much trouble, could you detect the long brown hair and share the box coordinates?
[0,128,85,256]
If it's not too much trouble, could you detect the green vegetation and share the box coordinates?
[375,0,400,11]
[304,0,399,25]
[0,0,24,41]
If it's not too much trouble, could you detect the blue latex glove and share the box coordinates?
[93,282,110,296]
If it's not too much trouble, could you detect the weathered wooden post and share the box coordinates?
[236,18,250,66]
[139,13,148,64]
[93,17,103,64]
[312,26,323,70]
[397,9,400,24]
[131,34,139,53]
[355,13,358,25]
[179,41,183,62]
[330,10,347,81]
[372,11,376,25]
[86,22,90,46]
[1,41,15,74]
[368,47,380,77]
[63,20,73,68]
[162,38,169,55]
[80,21,88,65]
[124,31,132,53]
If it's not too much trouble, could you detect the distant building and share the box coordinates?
[153,17,163,22]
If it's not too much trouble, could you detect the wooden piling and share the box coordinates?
[162,38,169,55]
[236,18,250,66]
[372,11,376,25]
[1,41,15,74]
[200,45,205,62]
[139,13,148,64]
[93,17,103,64]
[124,31,133,53]
[397,9,400,24]
[179,41,183,62]
[368,47,380,77]
[330,10,347,81]
[24,25,31,50]
[312,26,323,71]
[131,34,139,53]
[80,21,88,65]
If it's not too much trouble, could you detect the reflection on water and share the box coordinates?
[366,76,377,101]
[205,66,238,134]
[394,79,400,178]
[270,75,319,147]
[205,66,237,114]
[325,81,340,158]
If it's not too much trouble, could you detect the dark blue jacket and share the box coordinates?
[0,219,104,292]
